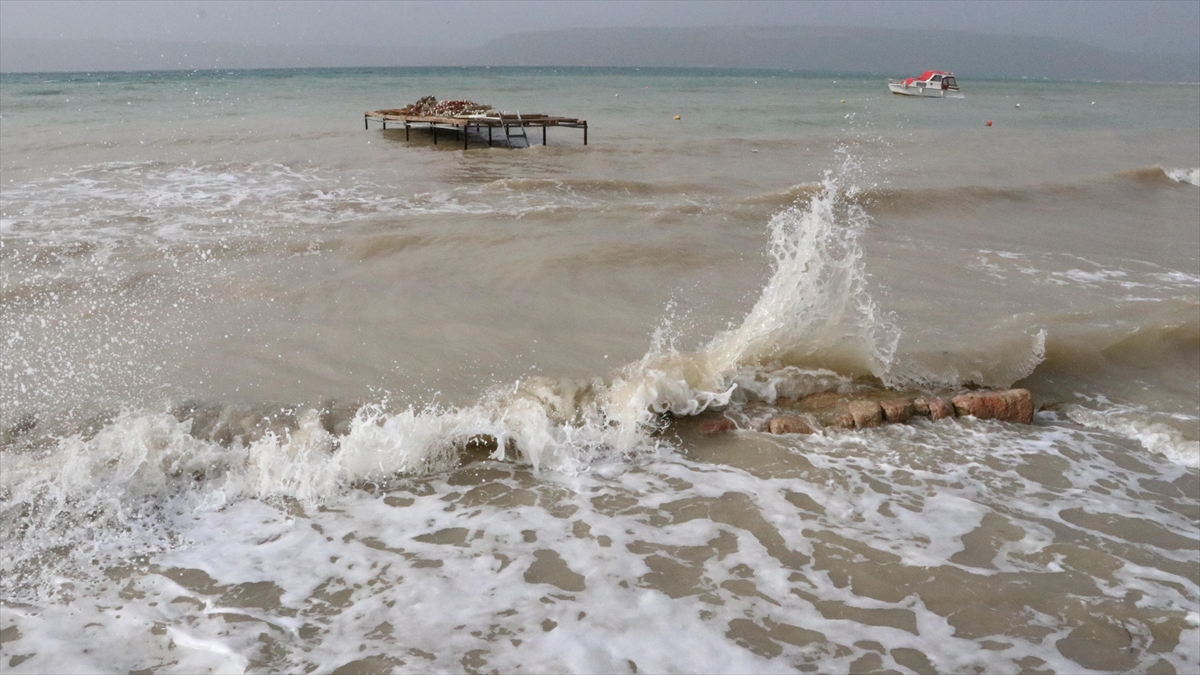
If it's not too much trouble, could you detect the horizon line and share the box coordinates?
[2,64,1198,85]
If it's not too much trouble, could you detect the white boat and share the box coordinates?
[887,70,964,98]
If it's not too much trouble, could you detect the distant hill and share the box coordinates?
[461,26,1199,82]
[3,26,1197,82]
[0,39,399,73]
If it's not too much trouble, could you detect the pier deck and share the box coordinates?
[365,110,588,149]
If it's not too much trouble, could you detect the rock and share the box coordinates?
[699,417,737,436]
[670,386,1033,438]
[459,434,507,464]
[879,398,915,423]
[768,416,814,435]
[849,400,883,429]
[795,391,855,430]
[952,389,1033,424]
[825,414,857,431]
[795,391,841,410]
[913,395,956,420]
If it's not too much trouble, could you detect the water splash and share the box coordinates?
[601,150,899,429]
[1163,167,1200,186]
[705,160,898,378]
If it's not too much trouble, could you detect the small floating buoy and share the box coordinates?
[1091,101,1096,105]
[673,115,681,120]
[840,100,846,103]
[1015,103,1021,108]
[986,120,993,126]
[752,149,759,153]
[614,93,619,97]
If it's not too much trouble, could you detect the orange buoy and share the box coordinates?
[986,120,993,126]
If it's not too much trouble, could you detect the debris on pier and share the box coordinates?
[394,96,491,117]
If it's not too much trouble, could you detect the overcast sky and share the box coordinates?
[2,0,1198,55]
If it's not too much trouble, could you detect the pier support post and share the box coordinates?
[463,124,469,150]
[583,123,588,146]
[542,126,547,145]
[405,122,409,141]
[433,125,437,145]
[365,116,369,130]
[382,120,386,130]
[488,125,492,147]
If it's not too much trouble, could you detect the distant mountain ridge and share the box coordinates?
[3,26,1197,82]
[0,39,397,74]
[466,26,1199,82]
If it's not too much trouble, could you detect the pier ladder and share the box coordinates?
[503,112,530,148]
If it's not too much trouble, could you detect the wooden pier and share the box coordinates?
[364,110,588,149]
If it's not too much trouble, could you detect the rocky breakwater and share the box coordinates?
[697,387,1034,436]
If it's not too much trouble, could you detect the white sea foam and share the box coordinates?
[1163,167,1200,186]
[1066,404,1200,467]
[4,414,1194,674]
[0,162,713,247]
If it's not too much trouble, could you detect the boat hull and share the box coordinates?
[887,82,964,98]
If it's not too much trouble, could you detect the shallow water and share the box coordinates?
[2,67,1198,673]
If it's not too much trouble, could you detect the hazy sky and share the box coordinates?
[2,0,1198,54]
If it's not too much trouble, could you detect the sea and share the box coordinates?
[1,66,1198,674]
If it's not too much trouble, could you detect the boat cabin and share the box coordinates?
[902,71,958,90]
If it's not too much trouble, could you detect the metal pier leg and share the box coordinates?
[365,116,369,130]
[583,123,588,146]
[463,124,469,150]
[405,122,409,141]
[542,126,546,145]
[488,126,492,147]
[433,125,437,145]
[382,120,387,130]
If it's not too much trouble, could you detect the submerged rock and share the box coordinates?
[743,387,1035,435]
[792,391,856,430]
[699,417,737,436]
[768,416,814,435]
[663,386,1034,439]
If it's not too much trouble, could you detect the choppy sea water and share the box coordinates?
[1,67,1198,673]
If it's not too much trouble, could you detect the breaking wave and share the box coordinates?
[13,150,1192,602]
[1163,167,1200,186]
[747,165,1200,216]
[0,161,719,245]
[1,153,905,597]
[1066,405,1200,468]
